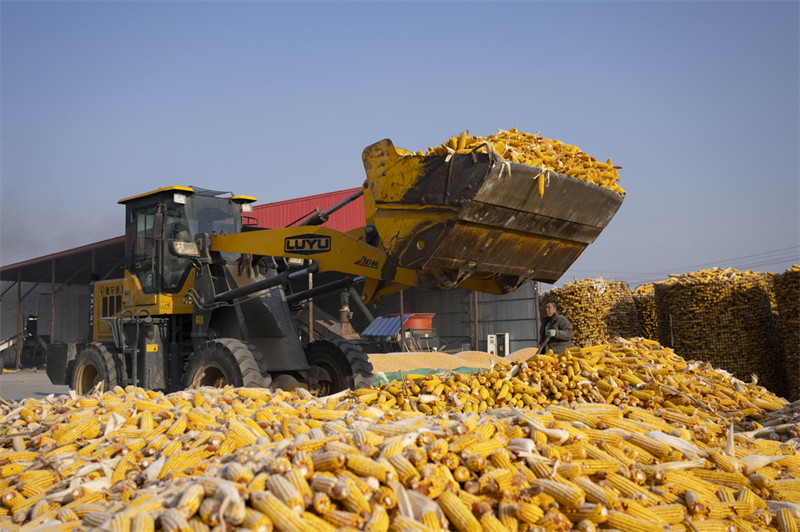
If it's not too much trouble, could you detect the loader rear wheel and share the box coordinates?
[71,343,120,395]
[305,338,373,394]
[183,339,270,389]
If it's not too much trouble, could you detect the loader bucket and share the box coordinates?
[362,139,625,294]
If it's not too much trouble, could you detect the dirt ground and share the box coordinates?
[367,349,533,374]
[0,369,70,403]
[0,349,535,403]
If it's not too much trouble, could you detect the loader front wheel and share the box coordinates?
[183,339,269,389]
[71,343,120,394]
[305,338,373,394]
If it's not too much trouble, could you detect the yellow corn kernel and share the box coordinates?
[106,513,132,532]
[165,415,188,437]
[605,511,665,532]
[226,419,258,446]
[388,454,421,487]
[241,508,274,532]
[1,465,27,479]
[364,505,390,532]
[131,513,156,532]
[532,478,585,509]
[221,462,254,485]
[53,416,101,446]
[604,472,662,505]
[514,501,545,524]
[292,511,333,532]
[175,483,205,520]
[321,509,365,529]
[159,508,191,532]
[777,508,799,532]
[190,516,212,532]
[345,454,391,482]
[438,491,481,532]
[311,450,345,472]
[56,508,80,523]
[388,515,437,532]
[264,474,304,511]
[462,438,504,458]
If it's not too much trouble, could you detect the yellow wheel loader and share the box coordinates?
[46,139,624,394]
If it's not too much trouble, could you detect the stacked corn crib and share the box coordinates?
[632,281,675,343]
[654,268,786,399]
[543,279,643,347]
[773,266,800,401]
[1,339,799,532]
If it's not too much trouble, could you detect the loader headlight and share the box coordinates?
[170,240,200,258]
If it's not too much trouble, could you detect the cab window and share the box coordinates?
[132,208,158,293]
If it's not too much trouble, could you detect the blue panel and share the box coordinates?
[361,315,410,337]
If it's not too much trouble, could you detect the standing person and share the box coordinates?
[539,301,574,354]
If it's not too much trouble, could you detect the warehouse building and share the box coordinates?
[0,188,543,367]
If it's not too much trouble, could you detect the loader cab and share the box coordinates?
[118,186,256,301]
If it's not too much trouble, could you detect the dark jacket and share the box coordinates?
[539,312,574,354]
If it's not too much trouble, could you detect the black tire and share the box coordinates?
[71,343,121,394]
[183,339,269,389]
[305,338,373,394]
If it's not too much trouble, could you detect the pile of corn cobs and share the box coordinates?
[413,129,624,195]
[1,339,799,532]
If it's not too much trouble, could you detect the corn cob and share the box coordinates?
[130,513,155,532]
[605,511,666,532]
[320,509,364,529]
[387,515,437,532]
[438,491,481,532]
[175,483,205,519]
[364,505,390,532]
[160,508,192,532]
[250,490,307,531]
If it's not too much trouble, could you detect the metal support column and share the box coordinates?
[399,290,406,352]
[51,260,56,342]
[16,269,21,369]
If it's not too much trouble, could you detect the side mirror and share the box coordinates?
[169,239,200,258]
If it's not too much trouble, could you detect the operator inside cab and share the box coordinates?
[164,222,192,291]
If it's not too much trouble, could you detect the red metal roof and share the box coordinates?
[249,188,365,232]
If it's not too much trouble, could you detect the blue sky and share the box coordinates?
[1,1,798,289]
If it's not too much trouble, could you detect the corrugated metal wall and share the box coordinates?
[250,188,365,231]
[475,283,539,353]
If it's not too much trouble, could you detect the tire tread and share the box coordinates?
[185,338,270,389]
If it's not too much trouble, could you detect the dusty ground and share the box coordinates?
[0,350,535,403]
[367,349,534,374]
[0,369,70,403]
